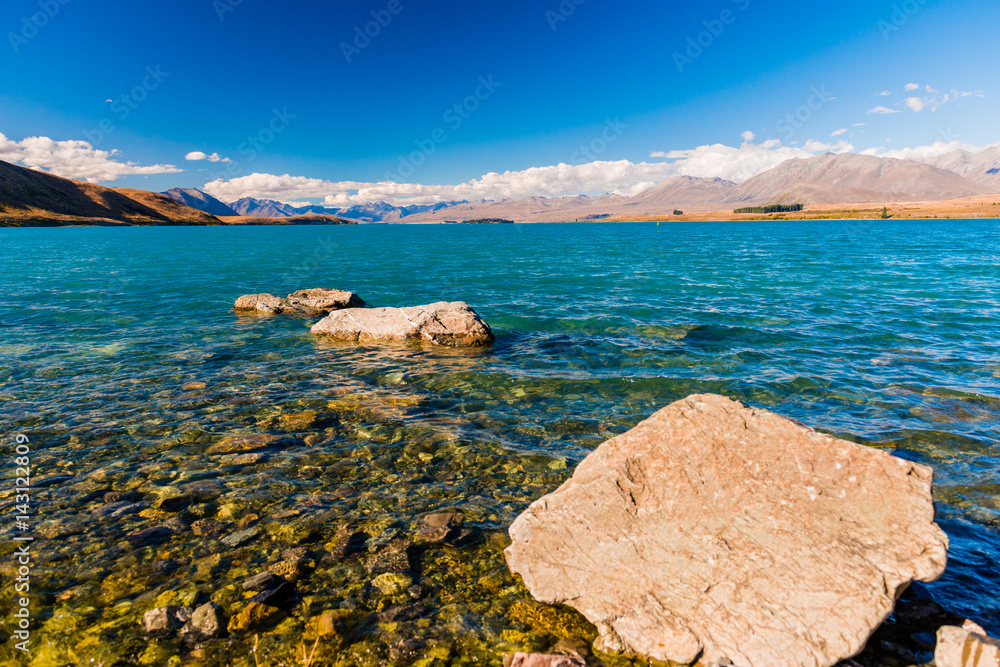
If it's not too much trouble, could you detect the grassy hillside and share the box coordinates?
[0,160,221,226]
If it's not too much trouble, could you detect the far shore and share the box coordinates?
[4,194,1000,227]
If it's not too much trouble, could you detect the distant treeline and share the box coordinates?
[733,204,804,214]
[465,218,514,224]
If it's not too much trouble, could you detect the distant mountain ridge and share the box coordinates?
[162,188,238,216]
[723,152,994,205]
[906,144,1000,192]
[169,193,468,222]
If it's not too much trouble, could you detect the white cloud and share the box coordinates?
[905,97,926,112]
[651,140,822,182]
[206,143,823,206]
[831,128,848,137]
[861,139,991,161]
[204,160,682,206]
[904,83,920,91]
[878,90,892,96]
[803,139,854,153]
[868,106,901,114]
[741,130,755,142]
[926,85,939,93]
[185,151,230,163]
[206,138,852,205]
[0,132,182,183]
[852,123,867,127]
[201,134,1000,206]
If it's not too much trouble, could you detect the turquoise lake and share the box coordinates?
[0,220,998,665]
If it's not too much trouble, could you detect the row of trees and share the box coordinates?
[733,204,804,214]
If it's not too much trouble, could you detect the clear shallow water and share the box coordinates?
[0,220,998,665]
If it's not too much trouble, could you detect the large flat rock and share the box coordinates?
[234,288,364,315]
[505,394,949,667]
[310,301,494,347]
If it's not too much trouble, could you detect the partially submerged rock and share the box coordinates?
[504,654,586,667]
[234,288,364,315]
[935,620,1000,667]
[311,301,494,347]
[505,394,949,667]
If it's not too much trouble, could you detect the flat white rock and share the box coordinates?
[505,394,949,667]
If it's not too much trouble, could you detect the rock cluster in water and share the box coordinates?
[235,288,495,347]
[234,288,365,315]
[311,301,495,347]
[505,394,950,667]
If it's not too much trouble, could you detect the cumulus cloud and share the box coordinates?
[868,106,901,114]
[861,139,994,161]
[203,133,993,207]
[0,132,182,182]
[185,151,231,163]
[741,130,755,142]
[904,83,920,91]
[905,97,926,112]
[203,160,680,207]
[802,139,854,153]
[831,128,848,137]
[878,90,892,96]
[205,135,882,206]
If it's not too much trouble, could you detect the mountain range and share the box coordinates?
[160,147,1000,224]
[162,194,469,223]
[3,146,999,227]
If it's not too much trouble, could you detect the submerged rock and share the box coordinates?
[142,605,193,636]
[311,301,495,347]
[206,433,284,454]
[182,602,227,639]
[505,394,949,667]
[418,511,465,543]
[504,654,586,667]
[229,601,284,633]
[234,288,365,316]
[242,572,282,592]
[935,621,1000,667]
[365,538,412,576]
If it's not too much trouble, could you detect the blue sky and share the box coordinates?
[0,0,997,204]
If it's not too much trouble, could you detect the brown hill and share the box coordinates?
[724,153,994,205]
[0,159,221,226]
[619,175,735,213]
